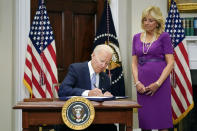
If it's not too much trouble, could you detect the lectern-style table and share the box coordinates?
[13,98,141,131]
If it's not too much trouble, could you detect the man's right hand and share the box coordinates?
[88,88,103,96]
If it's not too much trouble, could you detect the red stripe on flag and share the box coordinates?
[31,53,41,76]
[178,43,189,67]
[32,75,46,98]
[32,94,35,98]
[27,44,32,54]
[24,73,32,87]
[44,74,53,97]
[42,52,58,84]
[25,44,33,70]
[171,105,178,120]
[47,43,57,65]
[171,87,185,113]
[175,73,190,106]
[25,58,32,70]
[174,51,193,95]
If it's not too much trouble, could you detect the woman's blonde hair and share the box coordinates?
[141,6,165,35]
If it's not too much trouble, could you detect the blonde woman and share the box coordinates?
[132,6,174,131]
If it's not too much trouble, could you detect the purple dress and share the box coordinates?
[132,32,173,129]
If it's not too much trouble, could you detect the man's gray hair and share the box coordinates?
[93,44,113,55]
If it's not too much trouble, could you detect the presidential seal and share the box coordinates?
[62,96,95,130]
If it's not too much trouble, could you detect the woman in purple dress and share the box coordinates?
[131,6,174,131]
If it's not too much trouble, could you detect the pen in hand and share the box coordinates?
[93,84,97,88]
[92,84,112,96]
[89,85,103,96]
[94,84,104,91]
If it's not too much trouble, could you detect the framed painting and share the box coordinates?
[168,0,197,12]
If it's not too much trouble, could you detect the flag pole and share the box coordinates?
[39,0,47,96]
[106,0,112,84]
[170,0,176,89]
[171,2,179,130]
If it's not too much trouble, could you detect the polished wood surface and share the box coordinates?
[13,98,141,131]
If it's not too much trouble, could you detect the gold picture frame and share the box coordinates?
[168,0,197,12]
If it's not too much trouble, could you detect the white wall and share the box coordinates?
[118,0,133,97]
[0,0,13,131]
[13,0,30,130]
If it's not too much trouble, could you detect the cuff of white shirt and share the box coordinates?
[81,90,90,96]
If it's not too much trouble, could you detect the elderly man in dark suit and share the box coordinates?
[58,44,115,97]
[58,44,117,131]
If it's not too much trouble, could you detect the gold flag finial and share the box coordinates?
[108,0,111,4]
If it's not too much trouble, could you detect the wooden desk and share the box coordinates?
[13,98,141,131]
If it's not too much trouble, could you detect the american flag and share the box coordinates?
[23,0,58,98]
[165,0,194,124]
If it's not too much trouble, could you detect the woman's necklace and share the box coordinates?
[142,32,156,54]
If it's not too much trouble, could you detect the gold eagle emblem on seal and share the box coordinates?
[62,96,95,130]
